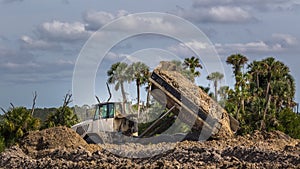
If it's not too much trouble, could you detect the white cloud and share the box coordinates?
[168,41,212,57]
[2,61,39,69]
[20,35,61,50]
[85,13,195,44]
[178,0,299,24]
[112,15,176,33]
[83,11,184,35]
[272,33,298,46]
[177,5,257,23]
[83,10,129,31]
[192,0,299,11]
[56,59,74,66]
[168,44,193,57]
[1,0,22,3]
[103,52,125,62]
[215,41,284,55]
[208,6,254,23]
[37,20,90,42]
[212,33,299,55]
[192,0,233,7]
[184,40,211,50]
[168,37,297,57]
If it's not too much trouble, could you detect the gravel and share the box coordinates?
[1,127,299,168]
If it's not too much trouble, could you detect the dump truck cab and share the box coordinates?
[94,102,137,134]
[72,102,138,144]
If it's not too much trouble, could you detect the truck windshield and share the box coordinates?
[94,103,124,120]
[100,105,108,118]
[107,103,114,118]
[94,103,115,119]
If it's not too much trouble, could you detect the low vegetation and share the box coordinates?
[0,93,78,152]
[43,93,79,128]
[0,107,40,149]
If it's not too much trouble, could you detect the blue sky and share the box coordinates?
[0,0,300,109]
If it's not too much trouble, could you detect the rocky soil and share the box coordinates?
[154,62,236,138]
[0,126,299,168]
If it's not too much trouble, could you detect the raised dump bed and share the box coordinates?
[148,61,239,139]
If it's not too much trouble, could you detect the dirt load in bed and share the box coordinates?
[150,61,238,139]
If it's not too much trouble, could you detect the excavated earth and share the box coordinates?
[153,62,236,138]
[0,126,300,168]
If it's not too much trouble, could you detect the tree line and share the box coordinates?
[106,55,300,139]
[224,54,299,137]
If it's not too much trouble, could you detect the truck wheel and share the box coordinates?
[83,134,104,144]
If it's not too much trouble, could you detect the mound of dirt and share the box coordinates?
[153,62,234,138]
[0,127,299,168]
[19,126,100,157]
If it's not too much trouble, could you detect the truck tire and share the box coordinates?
[83,133,104,144]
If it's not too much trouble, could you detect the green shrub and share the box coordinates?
[276,108,300,139]
[0,135,5,152]
[0,107,40,147]
[43,106,79,128]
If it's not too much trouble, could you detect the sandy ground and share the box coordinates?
[0,126,299,168]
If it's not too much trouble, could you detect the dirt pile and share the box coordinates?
[17,126,101,158]
[153,61,235,138]
[1,126,299,168]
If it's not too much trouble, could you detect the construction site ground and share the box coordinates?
[0,126,299,168]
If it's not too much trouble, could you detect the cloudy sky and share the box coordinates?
[0,0,300,109]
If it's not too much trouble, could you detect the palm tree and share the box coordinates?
[248,60,265,121]
[226,54,248,120]
[247,57,296,130]
[128,62,150,116]
[183,56,203,82]
[107,62,130,104]
[226,54,248,88]
[248,61,263,88]
[206,72,224,101]
[262,58,295,129]
[283,74,296,108]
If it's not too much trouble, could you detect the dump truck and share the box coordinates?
[71,102,138,144]
[71,61,239,143]
[147,61,239,140]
